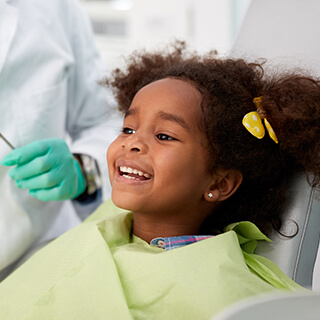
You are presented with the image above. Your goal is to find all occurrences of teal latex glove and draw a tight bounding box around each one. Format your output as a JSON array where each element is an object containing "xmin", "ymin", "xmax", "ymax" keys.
[{"xmin": 1, "ymin": 138, "xmax": 86, "ymax": 201}]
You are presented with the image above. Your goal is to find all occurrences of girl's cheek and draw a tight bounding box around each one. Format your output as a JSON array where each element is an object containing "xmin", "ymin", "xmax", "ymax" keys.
[
  {"xmin": 106, "ymin": 144, "xmax": 116, "ymax": 172},
  {"xmin": 107, "ymin": 138, "xmax": 120, "ymax": 160}
]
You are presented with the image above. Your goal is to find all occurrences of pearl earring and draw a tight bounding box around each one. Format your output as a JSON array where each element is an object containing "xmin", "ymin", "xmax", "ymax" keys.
[{"xmin": 208, "ymin": 192, "xmax": 213, "ymax": 198}]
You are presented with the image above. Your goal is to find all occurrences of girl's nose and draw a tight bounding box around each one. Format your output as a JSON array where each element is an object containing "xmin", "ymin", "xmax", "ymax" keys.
[{"xmin": 122, "ymin": 134, "xmax": 147, "ymax": 153}]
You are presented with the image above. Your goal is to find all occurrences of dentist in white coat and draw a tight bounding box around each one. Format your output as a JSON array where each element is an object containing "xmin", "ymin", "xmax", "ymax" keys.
[{"xmin": 0, "ymin": 0, "xmax": 118, "ymax": 277}]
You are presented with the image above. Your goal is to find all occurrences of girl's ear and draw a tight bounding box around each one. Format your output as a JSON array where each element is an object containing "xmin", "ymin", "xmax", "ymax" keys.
[{"xmin": 204, "ymin": 170, "xmax": 243, "ymax": 202}]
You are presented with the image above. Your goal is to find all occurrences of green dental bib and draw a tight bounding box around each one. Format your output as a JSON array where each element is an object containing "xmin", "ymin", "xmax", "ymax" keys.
[{"xmin": 0, "ymin": 200, "xmax": 303, "ymax": 319}]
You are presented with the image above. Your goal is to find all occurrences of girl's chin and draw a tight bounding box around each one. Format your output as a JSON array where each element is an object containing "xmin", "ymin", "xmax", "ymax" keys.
[{"xmin": 111, "ymin": 192, "xmax": 137, "ymax": 211}]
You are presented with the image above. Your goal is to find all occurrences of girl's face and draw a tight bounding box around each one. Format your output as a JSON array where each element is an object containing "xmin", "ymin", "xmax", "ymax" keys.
[{"xmin": 107, "ymin": 78, "xmax": 216, "ymax": 225}]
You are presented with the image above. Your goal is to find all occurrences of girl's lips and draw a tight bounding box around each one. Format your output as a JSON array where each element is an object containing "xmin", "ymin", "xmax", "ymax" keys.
[
  {"xmin": 115, "ymin": 161, "xmax": 153, "ymax": 183},
  {"xmin": 119, "ymin": 166, "xmax": 151, "ymax": 179}
]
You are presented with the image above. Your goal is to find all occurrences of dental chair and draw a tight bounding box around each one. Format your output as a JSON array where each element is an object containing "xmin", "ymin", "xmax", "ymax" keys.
[
  {"xmin": 230, "ymin": 0, "xmax": 320, "ymax": 290},
  {"xmin": 255, "ymin": 174, "xmax": 320, "ymax": 289},
  {"xmin": 212, "ymin": 292, "xmax": 320, "ymax": 320},
  {"xmin": 231, "ymin": 0, "xmax": 320, "ymax": 76}
]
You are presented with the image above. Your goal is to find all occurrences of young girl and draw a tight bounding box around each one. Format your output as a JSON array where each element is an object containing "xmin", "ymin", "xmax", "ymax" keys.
[{"xmin": 0, "ymin": 42, "xmax": 319, "ymax": 320}]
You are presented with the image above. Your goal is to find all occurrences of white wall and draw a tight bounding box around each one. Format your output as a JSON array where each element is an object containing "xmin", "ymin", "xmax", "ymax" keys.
[{"xmin": 80, "ymin": 0, "xmax": 251, "ymax": 68}]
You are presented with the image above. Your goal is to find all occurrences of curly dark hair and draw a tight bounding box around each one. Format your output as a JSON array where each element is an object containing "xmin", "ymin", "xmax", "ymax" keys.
[{"xmin": 105, "ymin": 41, "xmax": 320, "ymax": 236}]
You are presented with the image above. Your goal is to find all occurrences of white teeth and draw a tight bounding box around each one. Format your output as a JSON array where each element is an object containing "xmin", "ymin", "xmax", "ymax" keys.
[
  {"xmin": 123, "ymin": 175, "xmax": 139, "ymax": 180},
  {"xmin": 119, "ymin": 166, "xmax": 151, "ymax": 179}
]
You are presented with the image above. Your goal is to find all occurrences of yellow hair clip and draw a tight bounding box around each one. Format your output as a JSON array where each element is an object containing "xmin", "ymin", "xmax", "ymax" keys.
[{"xmin": 242, "ymin": 97, "xmax": 278, "ymax": 144}]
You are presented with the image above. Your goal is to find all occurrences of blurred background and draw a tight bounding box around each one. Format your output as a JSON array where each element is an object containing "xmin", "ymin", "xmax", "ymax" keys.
[{"xmin": 79, "ymin": 0, "xmax": 251, "ymax": 68}]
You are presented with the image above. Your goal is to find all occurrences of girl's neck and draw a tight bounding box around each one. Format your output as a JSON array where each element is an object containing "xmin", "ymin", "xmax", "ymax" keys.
[{"xmin": 132, "ymin": 212, "xmax": 204, "ymax": 244}]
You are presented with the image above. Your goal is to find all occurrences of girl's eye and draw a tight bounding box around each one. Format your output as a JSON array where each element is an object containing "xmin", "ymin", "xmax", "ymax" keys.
[
  {"xmin": 156, "ymin": 133, "xmax": 176, "ymax": 141},
  {"xmin": 122, "ymin": 127, "xmax": 135, "ymax": 134}
]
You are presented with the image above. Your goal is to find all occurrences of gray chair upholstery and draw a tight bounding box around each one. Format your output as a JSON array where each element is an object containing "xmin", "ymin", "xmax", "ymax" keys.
[
  {"xmin": 231, "ymin": 0, "xmax": 320, "ymax": 76},
  {"xmin": 230, "ymin": 0, "xmax": 320, "ymax": 288},
  {"xmin": 212, "ymin": 292, "xmax": 320, "ymax": 320},
  {"xmin": 255, "ymin": 174, "xmax": 320, "ymax": 288}
]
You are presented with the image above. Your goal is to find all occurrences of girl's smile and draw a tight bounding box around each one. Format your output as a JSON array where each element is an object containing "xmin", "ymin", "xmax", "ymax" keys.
[
  {"xmin": 116, "ymin": 161, "xmax": 152, "ymax": 184},
  {"xmin": 119, "ymin": 166, "xmax": 151, "ymax": 180},
  {"xmin": 107, "ymin": 78, "xmax": 220, "ymax": 239}
]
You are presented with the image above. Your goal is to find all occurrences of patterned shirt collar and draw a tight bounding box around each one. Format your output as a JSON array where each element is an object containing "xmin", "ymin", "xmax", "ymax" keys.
[{"xmin": 150, "ymin": 235, "xmax": 213, "ymax": 251}]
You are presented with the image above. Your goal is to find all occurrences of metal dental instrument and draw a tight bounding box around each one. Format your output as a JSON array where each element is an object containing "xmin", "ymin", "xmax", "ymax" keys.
[{"xmin": 0, "ymin": 133, "xmax": 15, "ymax": 149}]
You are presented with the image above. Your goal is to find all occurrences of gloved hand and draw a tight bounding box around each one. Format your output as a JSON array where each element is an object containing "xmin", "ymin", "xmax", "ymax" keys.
[{"xmin": 1, "ymin": 138, "xmax": 86, "ymax": 201}]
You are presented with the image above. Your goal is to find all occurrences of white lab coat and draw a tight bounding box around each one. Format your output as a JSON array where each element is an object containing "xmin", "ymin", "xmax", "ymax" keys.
[{"xmin": 0, "ymin": 0, "xmax": 120, "ymax": 272}]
